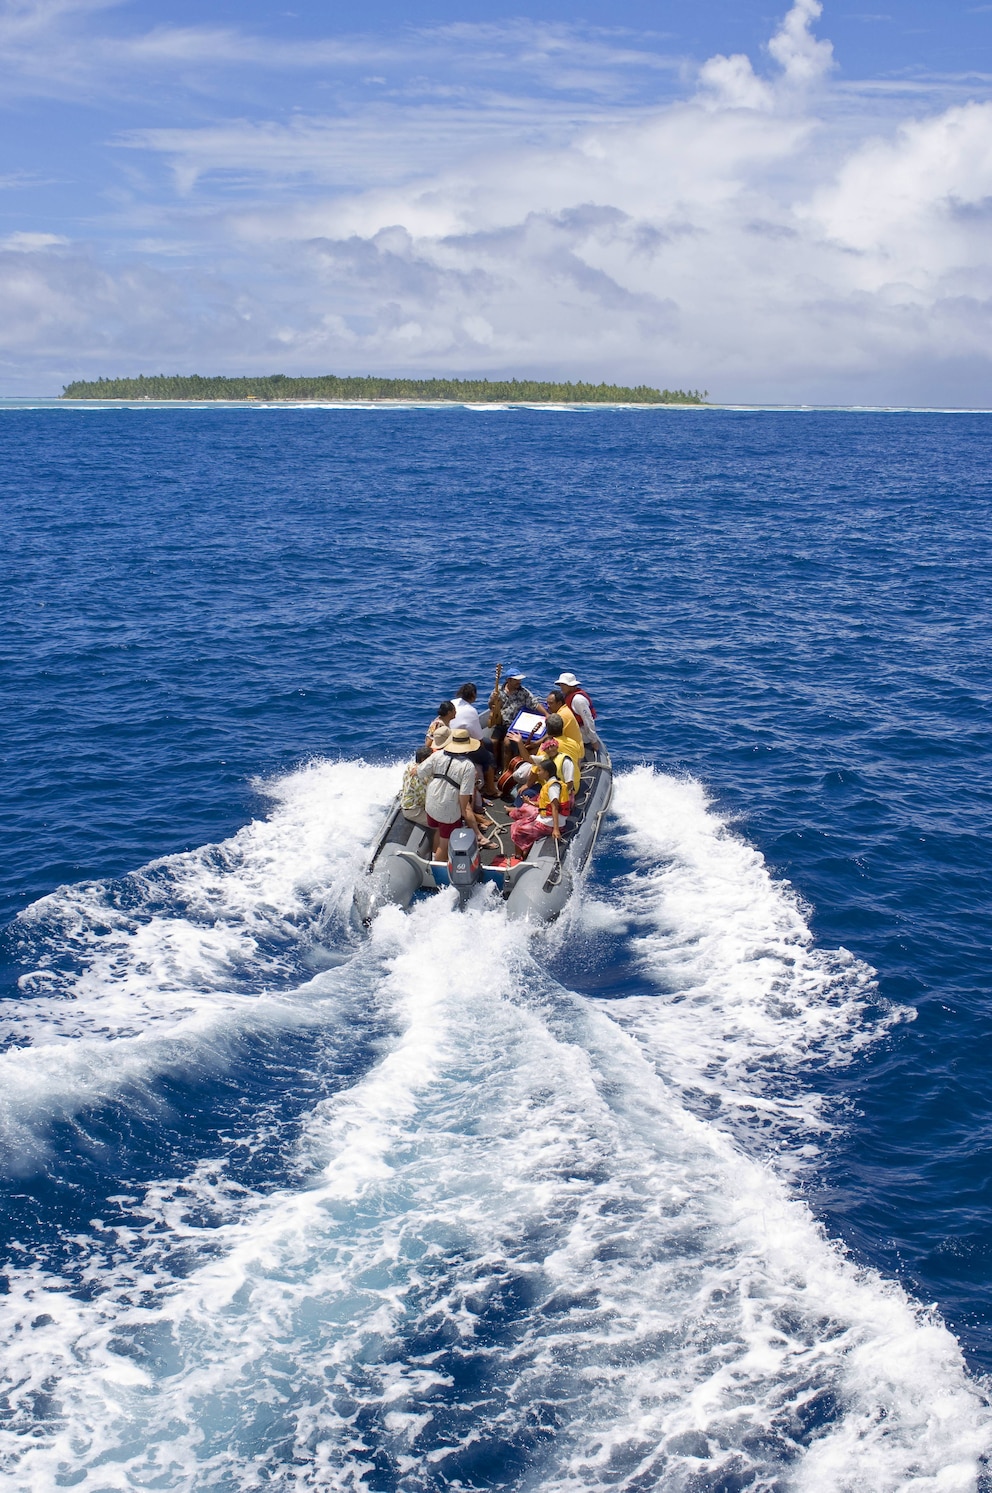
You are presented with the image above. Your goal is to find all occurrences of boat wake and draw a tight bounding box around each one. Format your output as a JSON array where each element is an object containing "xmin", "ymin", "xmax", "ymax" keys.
[{"xmin": 0, "ymin": 761, "xmax": 987, "ymax": 1490}]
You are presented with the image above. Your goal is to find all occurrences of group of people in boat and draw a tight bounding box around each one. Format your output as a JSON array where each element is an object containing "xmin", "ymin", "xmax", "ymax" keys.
[{"xmin": 400, "ymin": 669, "xmax": 600, "ymax": 863}]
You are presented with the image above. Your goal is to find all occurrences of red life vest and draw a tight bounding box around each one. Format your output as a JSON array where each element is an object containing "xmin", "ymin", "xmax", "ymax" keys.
[{"xmin": 565, "ymin": 687, "xmax": 596, "ymax": 720}]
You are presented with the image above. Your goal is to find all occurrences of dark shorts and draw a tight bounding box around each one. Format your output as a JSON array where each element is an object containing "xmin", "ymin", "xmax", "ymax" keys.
[
  {"xmin": 427, "ymin": 812, "xmax": 462, "ymax": 835},
  {"xmin": 468, "ymin": 743, "xmax": 495, "ymax": 772}
]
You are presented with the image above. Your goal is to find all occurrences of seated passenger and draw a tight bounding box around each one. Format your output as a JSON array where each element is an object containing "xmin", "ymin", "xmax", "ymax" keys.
[
  {"xmin": 545, "ymin": 688, "xmax": 584, "ymax": 757},
  {"xmin": 452, "ymin": 682, "xmax": 489, "ymax": 736},
  {"xmin": 452, "ymin": 682, "xmax": 497, "ymax": 796},
  {"xmin": 508, "ymin": 757, "xmax": 571, "ymax": 854},
  {"xmin": 488, "ymin": 669, "xmax": 545, "ymax": 768},
  {"xmin": 545, "ymin": 715, "xmax": 582, "ymax": 797},
  {"xmin": 426, "ymin": 701, "xmax": 456, "ymax": 749},
  {"xmin": 554, "ymin": 672, "xmax": 600, "ymax": 751},
  {"xmin": 416, "ymin": 725, "xmax": 491, "ymax": 859},
  {"xmin": 401, "ymin": 746, "xmax": 432, "ymax": 828},
  {"xmin": 516, "ymin": 714, "xmax": 580, "ymax": 798},
  {"xmin": 507, "ymin": 740, "xmax": 553, "ymax": 803}
]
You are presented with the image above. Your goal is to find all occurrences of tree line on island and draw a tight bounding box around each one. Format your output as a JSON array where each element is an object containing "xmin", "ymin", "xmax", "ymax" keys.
[{"xmin": 61, "ymin": 374, "xmax": 707, "ymax": 404}]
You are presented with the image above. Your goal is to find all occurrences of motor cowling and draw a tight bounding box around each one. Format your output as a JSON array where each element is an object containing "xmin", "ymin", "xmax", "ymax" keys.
[{"xmin": 447, "ymin": 826, "xmax": 481, "ymax": 893}]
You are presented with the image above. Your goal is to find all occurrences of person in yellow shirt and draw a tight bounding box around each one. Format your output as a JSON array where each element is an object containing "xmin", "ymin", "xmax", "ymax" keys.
[
  {"xmin": 513, "ymin": 713, "xmax": 581, "ymax": 799},
  {"xmin": 545, "ymin": 688, "xmax": 584, "ymax": 756},
  {"xmin": 542, "ymin": 713, "xmax": 582, "ymax": 796}
]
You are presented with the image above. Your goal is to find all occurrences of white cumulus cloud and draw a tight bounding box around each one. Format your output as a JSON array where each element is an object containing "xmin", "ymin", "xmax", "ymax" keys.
[{"xmin": 0, "ymin": 0, "xmax": 991, "ymax": 402}]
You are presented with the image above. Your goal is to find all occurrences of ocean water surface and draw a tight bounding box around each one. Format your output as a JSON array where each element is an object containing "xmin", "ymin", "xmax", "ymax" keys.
[{"xmin": 0, "ymin": 402, "xmax": 990, "ymax": 1490}]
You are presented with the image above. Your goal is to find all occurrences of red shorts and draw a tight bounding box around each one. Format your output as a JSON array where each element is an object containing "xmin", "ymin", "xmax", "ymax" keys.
[{"xmin": 427, "ymin": 812, "xmax": 462, "ymax": 835}]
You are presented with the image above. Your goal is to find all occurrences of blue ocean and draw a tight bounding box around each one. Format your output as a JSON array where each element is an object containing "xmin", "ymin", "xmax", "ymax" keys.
[{"xmin": 1, "ymin": 402, "xmax": 990, "ymax": 1490}]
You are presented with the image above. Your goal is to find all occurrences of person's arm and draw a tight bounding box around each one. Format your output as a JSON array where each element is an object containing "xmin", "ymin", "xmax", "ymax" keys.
[
  {"xmin": 550, "ymin": 786, "xmax": 562, "ymax": 839},
  {"xmin": 416, "ymin": 756, "xmax": 436, "ymax": 782}
]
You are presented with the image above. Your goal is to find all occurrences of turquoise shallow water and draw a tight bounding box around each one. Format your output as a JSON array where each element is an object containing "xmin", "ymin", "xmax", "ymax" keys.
[{"xmin": 0, "ymin": 404, "xmax": 990, "ymax": 1489}]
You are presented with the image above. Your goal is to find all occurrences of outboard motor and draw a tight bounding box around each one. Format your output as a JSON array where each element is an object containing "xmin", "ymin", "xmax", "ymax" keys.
[{"xmin": 447, "ymin": 825, "xmax": 482, "ymax": 900}]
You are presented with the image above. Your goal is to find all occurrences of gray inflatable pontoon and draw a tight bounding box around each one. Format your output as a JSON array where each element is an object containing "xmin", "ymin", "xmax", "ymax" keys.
[{"xmin": 354, "ymin": 742, "xmax": 612, "ymax": 924}]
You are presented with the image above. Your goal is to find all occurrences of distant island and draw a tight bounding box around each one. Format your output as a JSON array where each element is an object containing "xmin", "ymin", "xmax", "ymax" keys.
[{"xmin": 61, "ymin": 374, "xmax": 707, "ymax": 405}]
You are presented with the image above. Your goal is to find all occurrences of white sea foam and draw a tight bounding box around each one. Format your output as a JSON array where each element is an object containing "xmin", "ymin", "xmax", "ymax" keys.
[
  {"xmin": 1, "ymin": 882, "xmax": 988, "ymax": 1488},
  {"xmin": 605, "ymin": 767, "xmax": 912, "ymax": 1159},
  {"xmin": 0, "ymin": 762, "xmax": 987, "ymax": 1489},
  {"xmin": 0, "ymin": 759, "xmax": 397, "ymax": 1154}
]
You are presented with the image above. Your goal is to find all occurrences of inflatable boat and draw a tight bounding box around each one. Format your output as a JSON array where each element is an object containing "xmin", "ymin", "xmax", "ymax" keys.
[{"xmin": 354, "ymin": 740, "xmax": 613, "ymax": 923}]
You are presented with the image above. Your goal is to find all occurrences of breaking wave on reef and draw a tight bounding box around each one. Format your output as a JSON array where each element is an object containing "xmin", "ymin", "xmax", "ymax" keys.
[{"xmin": 0, "ymin": 761, "xmax": 988, "ymax": 1491}]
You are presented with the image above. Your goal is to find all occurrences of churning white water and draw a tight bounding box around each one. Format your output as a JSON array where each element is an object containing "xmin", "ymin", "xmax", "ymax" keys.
[{"xmin": 0, "ymin": 762, "xmax": 987, "ymax": 1490}]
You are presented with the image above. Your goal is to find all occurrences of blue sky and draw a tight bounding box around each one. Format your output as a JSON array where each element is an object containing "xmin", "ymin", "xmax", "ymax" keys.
[{"xmin": 1, "ymin": 0, "xmax": 991, "ymax": 400}]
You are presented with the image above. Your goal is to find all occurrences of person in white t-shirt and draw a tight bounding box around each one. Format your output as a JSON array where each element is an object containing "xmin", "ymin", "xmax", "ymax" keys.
[
  {"xmin": 451, "ymin": 683, "xmax": 497, "ymax": 795},
  {"xmin": 452, "ymin": 683, "xmax": 488, "ymax": 737}
]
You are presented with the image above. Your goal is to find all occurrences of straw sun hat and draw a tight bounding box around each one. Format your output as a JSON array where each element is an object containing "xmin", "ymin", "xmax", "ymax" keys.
[{"xmin": 445, "ymin": 726, "xmax": 480, "ymax": 754}]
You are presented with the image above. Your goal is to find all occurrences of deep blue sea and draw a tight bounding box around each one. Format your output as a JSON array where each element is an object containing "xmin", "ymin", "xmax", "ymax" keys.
[{"xmin": 1, "ymin": 401, "xmax": 990, "ymax": 1491}]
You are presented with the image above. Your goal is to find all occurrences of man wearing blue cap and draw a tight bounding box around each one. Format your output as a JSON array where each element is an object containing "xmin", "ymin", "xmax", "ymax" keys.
[{"xmin": 489, "ymin": 669, "xmax": 546, "ymax": 769}]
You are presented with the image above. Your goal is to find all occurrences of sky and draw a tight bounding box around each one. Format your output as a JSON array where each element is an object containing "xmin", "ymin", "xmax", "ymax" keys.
[{"xmin": 1, "ymin": 0, "xmax": 992, "ymax": 401}]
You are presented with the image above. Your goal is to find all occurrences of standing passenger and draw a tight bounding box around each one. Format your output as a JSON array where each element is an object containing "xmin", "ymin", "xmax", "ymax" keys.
[{"xmin": 417, "ymin": 725, "xmax": 489, "ymax": 860}]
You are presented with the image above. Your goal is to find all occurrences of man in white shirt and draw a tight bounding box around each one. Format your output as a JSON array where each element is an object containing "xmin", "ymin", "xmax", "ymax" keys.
[
  {"xmin": 452, "ymin": 682, "xmax": 489, "ymax": 737},
  {"xmin": 451, "ymin": 682, "xmax": 497, "ymax": 795}
]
